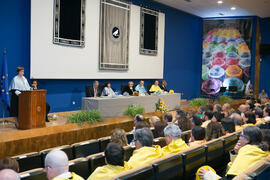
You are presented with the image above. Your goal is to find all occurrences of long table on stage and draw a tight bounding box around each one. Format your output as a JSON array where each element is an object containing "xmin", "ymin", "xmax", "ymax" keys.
[{"xmin": 82, "ymin": 93, "xmax": 181, "ymax": 118}]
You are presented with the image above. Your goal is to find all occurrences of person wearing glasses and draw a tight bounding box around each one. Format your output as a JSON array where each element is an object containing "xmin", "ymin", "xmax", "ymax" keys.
[{"xmin": 45, "ymin": 149, "xmax": 83, "ymax": 180}]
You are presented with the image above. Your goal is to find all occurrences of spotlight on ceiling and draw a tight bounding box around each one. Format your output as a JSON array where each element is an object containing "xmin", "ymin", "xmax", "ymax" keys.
[
  {"xmin": 231, "ymin": 7, "xmax": 236, "ymax": 10},
  {"xmin": 217, "ymin": 1, "xmax": 223, "ymax": 4}
]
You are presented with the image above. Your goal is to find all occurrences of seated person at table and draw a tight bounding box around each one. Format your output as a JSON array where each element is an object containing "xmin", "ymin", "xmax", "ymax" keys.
[
  {"xmin": 127, "ymin": 128, "xmax": 163, "ymax": 168},
  {"xmin": 189, "ymin": 126, "xmax": 206, "ymax": 147},
  {"xmin": 135, "ymin": 80, "xmax": 147, "ymax": 95},
  {"xmin": 101, "ymin": 82, "xmax": 116, "ymax": 97},
  {"xmin": 122, "ymin": 81, "xmax": 135, "ymax": 96},
  {"xmin": 162, "ymin": 125, "xmax": 189, "ymax": 156},
  {"xmin": 149, "ymin": 80, "xmax": 162, "ymax": 93},
  {"xmin": 160, "ymin": 80, "xmax": 168, "ymax": 92},
  {"xmin": 45, "ymin": 150, "xmax": 83, "ymax": 180},
  {"xmin": 259, "ymin": 89, "xmax": 268, "ymax": 99},
  {"xmin": 85, "ymin": 80, "xmax": 102, "ymax": 97},
  {"xmin": 31, "ymin": 80, "xmax": 51, "ymax": 122},
  {"xmin": 88, "ymin": 143, "xmax": 131, "ymax": 180},
  {"xmin": 197, "ymin": 126, "xmax": 268, "ymax": 180}
]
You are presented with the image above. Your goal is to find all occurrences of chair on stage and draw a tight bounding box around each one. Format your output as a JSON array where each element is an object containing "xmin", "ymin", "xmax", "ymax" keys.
[
  {"xmin": 87, "ymin": 152, "xmax": 106, "ymax": 173},
  {"xmin": 68, "ymin": 158, "xmax": 90, "ymax": 179},
  {"xmin": 98, "ymin": 136, "xmax": 111, "ymax": 152},
  {"xmin": 72, "ymin": 139, "xmax": 100, "ymax": 158},
  {"xmin": 40, "ymin": 145, "xmax": 74, "ymax": 166},
  {"xmin": 19, "ymin": 168, "xmax": 46, "ymax": 180},
  {"xmin": 12, "ymin": 152, "xmax": 42, "ymax": 172},
  {"xmin": 151, "ymin": 154, "xmax": 184, "ymax": 180}
]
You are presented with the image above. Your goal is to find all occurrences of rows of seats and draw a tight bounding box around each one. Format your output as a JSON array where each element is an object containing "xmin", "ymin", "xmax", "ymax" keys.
[{"xmin": 109, "ymin": 132, "xmax": 240, "ymax": 180}]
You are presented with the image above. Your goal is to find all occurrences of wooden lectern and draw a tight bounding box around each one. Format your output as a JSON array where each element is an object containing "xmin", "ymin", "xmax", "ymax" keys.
[{"xmin": 18, "ymin": 90, "xmax": 47, "ymax": 129}]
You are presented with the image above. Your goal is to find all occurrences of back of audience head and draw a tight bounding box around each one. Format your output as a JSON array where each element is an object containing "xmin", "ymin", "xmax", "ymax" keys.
[
  {"xmin": 135, "ymin": 121, "xmax": 149, "ymax": 130},
  {"xmin": 263, "ymin": 107, "xmax": 270, "ymax": 117},
  {"xmin": 0, "ymin": 157, "xmax": 19, "ymax": 173},
  {"xmin": 204, "ymin": 111, "xmax": 213, "ymax": 121},
  {"xmin": 163, "ymin": 124, "xmax": 182, "ymax": 144},
  {"xmin": 191, "ymin": 116, "xmax": 202, "ymax": 127},
  {"xmin": 153, "ymin": 121, "xmax": 167, "ymax": 138},
  {"xmin": 134, "ymin": 114, "xmax": 144, "ymax": 124},
  {"xmin": 212, "ymin": 112, "xmax": 223, "ymax": 122},
  {"xmin": 191, "ymin": 126, "xmax": 205, "ymax": 141},
  {"xmin": 254, "ymin": 107, "xmax": 263, "ymax": 118},
  {"xmin": 45, "ymin": 149, "xmax": 69, "ymax": 180},
  {"xmin": 221, "ymin": 118, "xmax": 235, "ymax": 133},
  {"xmin": 110, "ymin": 128, "xmax": 128, "ymax": 147},
  {"xmin": 213, "ymin": 104, "xmax": 222, "ymax": 113},
  {"xmin": 134, "ymin": 128, "xmax": 154, "ymax": 149},
  {"xmin": 0, "ymin": 169, "xmax": 20, "ymax": 180},
  {"xmin": 206, "ymin": 121, "xmax": 225, "ymax": 141},
  {"xmin": 163, "ymin": 113, "xmax": 173, "ymax": 123},
  {"xmin": 149, "ymin": 116, "xmax": 160, "ymax": 127},
  {"xmin": 206, "ymin": 105, "xmax": 213, "ymax": 112},
  {"xmin": 243, "ymin": 112, "xmax": 256, "ymax": 125},
  {"xmin": 187, "ymin": 109, "xmax": 197, "ymax": 119},
  {"xmin": 261, "ymin": 129, "xmax": 270, "ymax": 151},
  {"xmin": 176, "ymin": 109, "xmax": 186, "ymax": 119},
  {"xmin": 198, "ymin": 106, "xmax": 207, "ymax": 114},
  {"xmin": 230, "ymin": 113, "xmax": 244, "ymax": 126},
  {"xmin": 105, "ymin": 143, "xmax": 124, "ymax": 167}
]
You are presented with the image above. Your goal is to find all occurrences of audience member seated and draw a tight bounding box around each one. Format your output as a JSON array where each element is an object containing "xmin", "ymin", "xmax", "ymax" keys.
[
  {"xmin": 130, "ymin": 114, "xmax": 145, "ymax": 145},
  {"xmin": 111, "ymin": 129, "xmax": 128, "ymax": 147},
  {"xmin": 261, "ymin": 129, "xmax": 270, "ymax": 152},
  {"xmin": 263, "ymin": 107, "xmax": 270, "ymax": 121},
  {"xmin": 198, "ymin": 126, "xmax": 268, "ymax": 179},
  {"xmin": 88, "ymin": 143, "xmax": 130, "ymax": 180},
  {"xmin": 0, "ymin": 169, "xmax": 20, "ymax": 180},
  {"xmin": 259, "ymin": 89, "xmax": 268, "ymax": 99},
  {"xmin": 176, "ymin": 109, "xmax": 192, "ymax": 131},
  {"xmin": 222, "ymin": 103, "xmax": 234, "ymax": 118},
  {"xmin": 122, "ymin": 81, "xmax": 135, "ymax": 96},
  {"xmin": 213, "ymin": 104, "xmax": 222, "ymax": 113},
  {"xmin": 191, "ymin": 116, "xmax": 202, "ymax": 128},
  {"xmin": 201, "ymin": 111, "xmax": 213, "ymax": 128},
  {"xmin": 198, "ymin": 106, "xmax": 208, "ymax": 119},
  {"xmin": 246, "ymin": 99, "xmax": 255, "ymax": 111},
  {"xmin": 160, "ymin": 80, "xmax": 168, "ymax": 92},
  {"xmin": 235, "ymin": 104, "xmax": 249, "ymax": 117},
  {"xmin": 243, "ymin": 112, "xmax": 256, "ymax": 126},
  {"xmin": 0, "ymin": 157, "xmax": 19, "ymax": 173},
  {"xmin": 85, "ymin": 80, "xmax": 102, "ymax": 97},
  {"xmin": 221, "ymin": 118, "xmax": 235, "ymax": 134},
  {"xmin": 135, "ymin": 80, "xmax": 147, "ymax": 95},
  {"xmin": 163, "ymin": 113, "xmax": 173, "ymax": 125},
  {"xmin": 135, "ymin": 121, "xmax": 149, "ymax": 130},
  {"xmin": 149, "ymin": 80, "xmax": 162, "ymax": 93},
  {"xmin": 230, "ymin": 113, "xmax": 244, "ymax": 131},
  {"xmin": 153, "ymin": 120, "xmax": 167, "ymax": 138},
  {"xmin": 205, "ymin": 113, "xmax": 225, "ymax": 141},
  {"xmin": 127, "ymin": 128, "xmax": 163, "ymax": 168},
  {"xmin": 254, "ymin": 107, "xmax": 264, "ymax": 124},
  {"xmin": 149, "ymin": 116, "xmax": 160, "ymax": 127},
  {"xmin": 245, "ymin": 82, "xmax": 253, "ymax": 96},
  {"xmin": 162, "ymin": 125, "xmax": 189, "ymax": 156},
  {"xmin": 189, "ymin": 126, "xmax": 206, "ymax": 147},
  {"xmin": 45, "ymin": 149, "xmax": 83, "ymax": 180},
  {"xmin": 101, "ymin": 82, "xmax": 116, "ymax": 97},
  {"xmin": 187, "ymin": 109, "xmax": 197, "ymax": 120}
]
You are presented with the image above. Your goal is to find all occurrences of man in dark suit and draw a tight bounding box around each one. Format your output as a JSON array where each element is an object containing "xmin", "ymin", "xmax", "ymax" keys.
[
  {"xmin": 85, "ymin": 80, "xmax": 102, "ymax": 97},
  {"xmin": 122, "ymin": 81, "xmax": 135, "ymax": 96}
]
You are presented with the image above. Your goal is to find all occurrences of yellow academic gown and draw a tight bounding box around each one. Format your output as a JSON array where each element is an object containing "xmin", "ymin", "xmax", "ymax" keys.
[
  {"xmin": 127, "ymin": 145, "xmax": 163, "ymax": 168},
  {"xmin": 53, "ymin": 172, "xmax": 84, "ymax": 180},
  {"xmin": 227, "ymin": 144, "xmax": 268, "ymax": 176},
  {"xmin": 242, "ymin": 123, "xmax": 255, "ymax": 127},
  {"xmin": 162, "ymin": 138, "xmax": 189, "ymax": 156},
  {"xmin": 149, "ymin": 85, "xmax": 162, "ymax": 92},
  {"xmin": 87, "ymin": 162, "xmax": 131, "ymax": 180}
]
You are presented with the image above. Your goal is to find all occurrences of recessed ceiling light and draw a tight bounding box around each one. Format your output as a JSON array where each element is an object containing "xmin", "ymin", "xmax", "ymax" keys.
[
  {"xmin": 217, "ymin": 1, "xmax": 223, "ymax": 4},
  {"xmin": 231, "ymin": 7, "xmax": 236, "ymax": 10}
]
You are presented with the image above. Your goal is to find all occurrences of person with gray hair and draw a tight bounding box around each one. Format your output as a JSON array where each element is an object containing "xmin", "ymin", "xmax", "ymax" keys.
[
  {"xmin": 0, "ymin": 169, "xmax": 20, "ymax": 180},
  {"xmin": 162, "ymin": 125, "xmax": 189, "ymax": 155},
  {"xmin": 45, "ymin": 149, "xmax": 83, "ymax": 180},
  {"xmin": 230, "ymin": 113, "xmax": 244, "ymax": 131},
  {"xmin": 127, "ymin": 128, "xmax": 163, "ymax": 168}
]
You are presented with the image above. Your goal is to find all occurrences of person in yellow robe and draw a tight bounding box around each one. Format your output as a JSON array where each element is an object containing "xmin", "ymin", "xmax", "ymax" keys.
[
  {"xmin": 128, "ymin": 128, "xmax": 163, "ymax": 168},
  {"xmin": 197, "ymin": 126, "xmax": 268, "ymax": 180},
  {"xmin": 88, "ymin": 143, "xmax": 131, "ymax": 180},
  {"xmin": 162, "ymin": 124, "xmax": 189, "ymax": 155},
  {"xmin": 149, "ymin": 80, "xmax": 162, "ymax": 93},
  {"xmin": 189, "ymin": 126, "xmax": 206, "ymax": 148},
  {"xmin": 45, "ymin": 150, "xmax": 84, "ymax": 180}
]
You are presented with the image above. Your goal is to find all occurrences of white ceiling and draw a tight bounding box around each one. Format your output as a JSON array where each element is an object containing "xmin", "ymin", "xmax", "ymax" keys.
[{"xmin": 154, "ymin": 0, "xmax": 270, "ymax": 18}]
